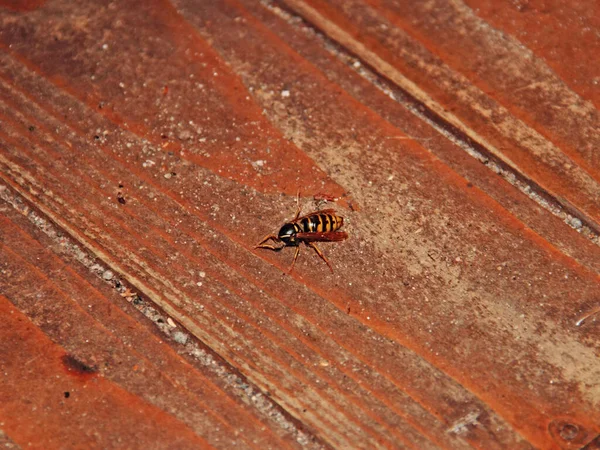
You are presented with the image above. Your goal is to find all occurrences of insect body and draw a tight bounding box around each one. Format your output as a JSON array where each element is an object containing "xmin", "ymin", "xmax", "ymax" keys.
[{"xmin": 255, "ymin": 197, "xmax": 348, "ymax": 273}]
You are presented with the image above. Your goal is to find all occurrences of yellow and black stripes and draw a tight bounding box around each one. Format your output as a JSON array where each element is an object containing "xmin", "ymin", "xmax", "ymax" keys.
[{"xmin": 299, "ymin": 213, "xmax": 343, "ymax": 233}]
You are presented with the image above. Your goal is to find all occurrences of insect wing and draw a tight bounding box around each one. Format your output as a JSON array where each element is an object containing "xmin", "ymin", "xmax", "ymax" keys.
[
  {"xmin": 295, "ymin": 231, "xmax": 348, "ymax": 242},
  {"xmin": 295, "ymin": 209, "xmax": 338, "ymax": 220}
]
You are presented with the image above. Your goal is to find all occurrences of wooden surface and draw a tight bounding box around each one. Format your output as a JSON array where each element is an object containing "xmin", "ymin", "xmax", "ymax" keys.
[{"xmin": 1, "ymin": 0, "xmax": 599, "ymax": 449}]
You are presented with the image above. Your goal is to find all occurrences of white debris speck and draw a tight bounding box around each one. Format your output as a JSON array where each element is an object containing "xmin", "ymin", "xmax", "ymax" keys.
[
  {"xmin": 167, "ymin": 317, "xmax": 177, "ymax": 328},
  {"xmin": 251, "ymin": 160, "xmax": 266, "ymax": 171},
  {"xmin": 142, "ymin": 160, "xmax": 155, "ymax": 168},
  {"xmin": 102, "ymin": 270, "xmax": 114, "ymax": 281},
  {"xmin": 172, "ymin": 331, "xmax": 189, "ymax": 345},
  {"xmin": 281, "ymin": 90, "xmax": 290, "ymax": 98},
  {"xmin": 448, "ymin": 411, "xmax": 480, "ymax": 434}
]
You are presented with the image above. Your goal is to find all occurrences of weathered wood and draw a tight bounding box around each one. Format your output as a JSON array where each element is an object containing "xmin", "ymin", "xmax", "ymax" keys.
[
  {"xmin": 0, "ymin": 192, "xmax": 318, "ymax": 449},
  {"xmin": 280, "ymin": 0, "xmax": 600, "ymax": 230},
  {"xmin": 1, "ymin": 0, "xmax": 599, "ymax": 449}
]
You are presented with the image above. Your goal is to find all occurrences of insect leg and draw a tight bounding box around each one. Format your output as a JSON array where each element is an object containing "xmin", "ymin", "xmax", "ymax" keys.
[
  {"xmin": 288, "ymin": 245, "xmax": 301, "ymax": 273},
  {"xmin": 255, "ymin": 235, "xmax": 284, "ymax": 250},
  {"xmin": 307, "ymin": 242, "xmax": 333, "ymax": 273},
  {"xmin": 293, "ymin": 190, "xmax": 302, "ymax": 220}
]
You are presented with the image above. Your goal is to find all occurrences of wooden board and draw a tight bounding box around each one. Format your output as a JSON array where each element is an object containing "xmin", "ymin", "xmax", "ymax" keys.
[{"xmin": 1, "ymin": 0, "xmax": 599, "ymax": 448}]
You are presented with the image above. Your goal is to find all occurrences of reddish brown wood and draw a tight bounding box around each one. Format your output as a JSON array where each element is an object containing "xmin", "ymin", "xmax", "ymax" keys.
[
  {"xmin": 463, "ymin": 0, "xmax": 600, "ymax": 107},
  {"xmin": 1, "ymin": 0, "xmax": 599, "ymax": 449},
  {"xmin": 0, "ymin": 197, "xmax": 319, "ymax": 449},
  {"xmin": 281, "ymin": 0, "xmax": 600, "ymax": 230},
  {"xmin": 0, "ymin": 296, "xmax": 213, "ymax": 450}
]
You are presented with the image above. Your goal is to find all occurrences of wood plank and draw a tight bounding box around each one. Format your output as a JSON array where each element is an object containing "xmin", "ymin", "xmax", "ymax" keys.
[
  {"xmin": 1, "ymin": 0, "xmax": 599, "ymax": 448},
  {"xmin": 463, "ymin": 0, "xmax": 600, "ymax": 107},
  {"xmin": 0, "ymin": 296, "xmax": 213, "ymax": 450},
  {"xmin": 0, "ymin": 194, "xmax": 321, "ymax": 449},
  {"xmin": 279, "ymin": 0, "xmax": 600, "ymax": 233}
]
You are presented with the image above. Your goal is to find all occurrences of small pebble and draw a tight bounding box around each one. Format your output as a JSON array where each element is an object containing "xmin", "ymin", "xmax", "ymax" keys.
[{"xmin": 102, "ymin": 270, "xmax": 114, "ymax": 281}]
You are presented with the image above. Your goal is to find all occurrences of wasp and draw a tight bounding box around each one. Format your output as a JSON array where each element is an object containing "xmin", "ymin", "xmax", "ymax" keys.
[{"xmin": 255, "ymin": 195, "xmax": 348, "ymax": 273}]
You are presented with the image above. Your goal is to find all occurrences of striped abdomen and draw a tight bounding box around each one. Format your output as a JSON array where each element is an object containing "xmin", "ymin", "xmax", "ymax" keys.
[{"xmin": 296, "ymin": 213, "xmax": 343, "ymax": 234}]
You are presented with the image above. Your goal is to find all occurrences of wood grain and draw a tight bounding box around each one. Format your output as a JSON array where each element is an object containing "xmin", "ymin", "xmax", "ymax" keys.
[
  {"xmin": 1, "ymin": 0, "xmax": 599, "ymax": 448},
  {"xmin": 0, "ymin": 191, "xmax": 319, "ymax": 449}
]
